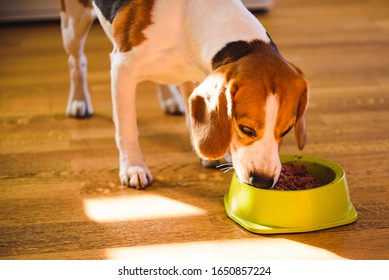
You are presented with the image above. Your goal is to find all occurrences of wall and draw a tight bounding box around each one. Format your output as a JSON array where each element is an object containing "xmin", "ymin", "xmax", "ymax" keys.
[{"xmin": 0, "ymin": 0, "xmax": 60, "ymax": 21}]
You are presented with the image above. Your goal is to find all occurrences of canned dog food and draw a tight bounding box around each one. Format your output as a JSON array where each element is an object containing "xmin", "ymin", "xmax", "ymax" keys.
[{"xmin": 273, "ymin": 162, "xmax": 322, "ymax": 190}]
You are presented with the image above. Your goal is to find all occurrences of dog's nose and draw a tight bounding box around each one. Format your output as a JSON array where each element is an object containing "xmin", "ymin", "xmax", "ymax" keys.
[{"xmin": 249, "ymin": 172, "xmax": 274, "ymax": 189}]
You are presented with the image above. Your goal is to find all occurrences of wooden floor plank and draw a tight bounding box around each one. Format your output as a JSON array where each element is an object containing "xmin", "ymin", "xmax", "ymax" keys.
[{"xmin": 1, "ymin": 0, "xmax": 388, "ymax": 260}]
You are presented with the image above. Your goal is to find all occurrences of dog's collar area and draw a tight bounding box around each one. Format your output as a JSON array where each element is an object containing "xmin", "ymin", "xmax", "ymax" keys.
[{"xmin": 211, "ymin": 39, "xmax": 280, "ymax": 70}]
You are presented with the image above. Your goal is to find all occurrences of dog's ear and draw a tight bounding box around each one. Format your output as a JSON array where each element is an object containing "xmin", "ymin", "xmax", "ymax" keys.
[
  {"xmin": 294, "ymin": 79, "xmax": 309, "ymax": 150},
  {"xmin": 189, "ymin": 70, "xmax": 233, "ymax": 160},
  {"xmin": 287, "ymin": 61, "xmax": 308, "ymax": 150},
  {"xmin": 288, "ymin": 61, "xmax": 305, "ymax": 77}
]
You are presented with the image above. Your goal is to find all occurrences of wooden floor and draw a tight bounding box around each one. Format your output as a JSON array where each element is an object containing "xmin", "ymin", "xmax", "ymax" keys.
[{"xmin": 1, "ymin": 0, "xmax": 388, "ymax": 260}]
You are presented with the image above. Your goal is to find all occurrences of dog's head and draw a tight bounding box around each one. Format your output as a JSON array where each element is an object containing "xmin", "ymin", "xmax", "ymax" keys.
[{"xmin": 189, "ymin": 40, "xmax": 308, "ymax": 189}]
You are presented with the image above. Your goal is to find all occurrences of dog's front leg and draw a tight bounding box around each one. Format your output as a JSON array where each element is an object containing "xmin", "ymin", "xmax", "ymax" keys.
[{"xmin": 111, "ymin": 53, "xmax": 152, "ymax": 189}]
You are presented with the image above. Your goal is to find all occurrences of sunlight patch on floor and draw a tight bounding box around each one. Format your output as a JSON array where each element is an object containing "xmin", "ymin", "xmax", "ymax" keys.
[
  {"xmin": 106, "ymin": 238, "xmax": 345, "ymax": 260},
  {"xmin": 84, "ymin": 194, "xmax": 206, "ymax": 223}
]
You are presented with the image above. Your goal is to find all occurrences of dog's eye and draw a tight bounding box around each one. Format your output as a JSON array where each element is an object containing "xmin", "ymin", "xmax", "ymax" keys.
[
  {"xmin": 239, "ymin": 125, "xmax": 256, "ymax": 138},
  {"xmin": 281, "ymin": 125, "xmax": 294, "ymax": 137}
]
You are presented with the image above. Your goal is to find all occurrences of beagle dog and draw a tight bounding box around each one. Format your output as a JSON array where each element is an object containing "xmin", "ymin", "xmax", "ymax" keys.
[{"xmin": 60, "ymin": 0, "xmax": 308, "ymax": 189}]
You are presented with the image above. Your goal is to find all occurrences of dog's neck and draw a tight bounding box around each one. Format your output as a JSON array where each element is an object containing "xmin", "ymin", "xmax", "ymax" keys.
[{"xmin": 185, "ymin": 0, "xmax": 270, "ymax": 68}]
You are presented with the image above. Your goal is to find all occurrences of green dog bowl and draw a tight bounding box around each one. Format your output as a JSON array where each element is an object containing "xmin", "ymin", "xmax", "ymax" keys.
[{"xmin": 224, "ymin": 154, "xmax": 358, "ymax": 234}]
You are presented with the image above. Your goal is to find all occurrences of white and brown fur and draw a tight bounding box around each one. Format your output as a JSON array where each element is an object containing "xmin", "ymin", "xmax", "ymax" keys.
[{"xmin": 60, "ymin": 0, "xmax": 309, "ymax": 189}]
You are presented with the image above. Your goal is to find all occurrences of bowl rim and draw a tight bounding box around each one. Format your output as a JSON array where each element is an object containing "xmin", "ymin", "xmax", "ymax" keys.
[{"xmin": 234, "ymin": 154, "xmax": 346, "ymax": 192}]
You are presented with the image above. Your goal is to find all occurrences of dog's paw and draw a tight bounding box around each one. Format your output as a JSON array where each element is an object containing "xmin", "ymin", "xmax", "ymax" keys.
[
  {"xmin": 201, "ymin": 153, "xmax": 232, "ymax": 168},
  {"xmin": 67, "ymin": 100, "xmax": 93, "ymax": 118},
  {"xmin": 162, "ymin": 98, "xmax": 185, "ymax": 115},
  {"xmin": 157, "ymin": 85, "xmax": 185, "ymax": 115},
  {"xmin": 119, "ymin": 165, "xmax": 153, "ymax": 189},
  {"xmin": 201, "ymin": 158, "xmax": 226, "ymax": 168}
]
